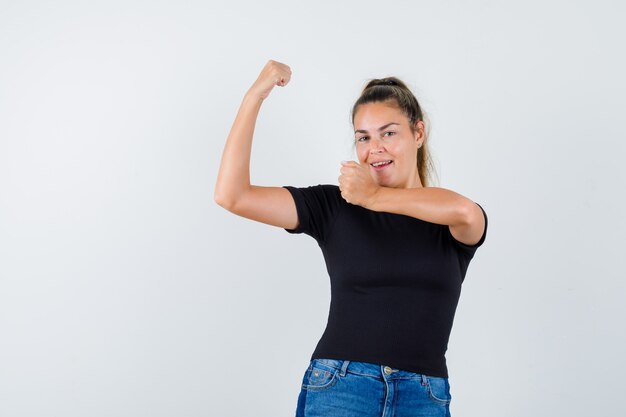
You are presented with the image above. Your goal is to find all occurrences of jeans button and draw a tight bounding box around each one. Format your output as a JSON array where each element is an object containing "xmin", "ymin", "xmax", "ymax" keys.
[{"xmin": 384, "ymin": 366, "xmax": 393, "ymax": 374}]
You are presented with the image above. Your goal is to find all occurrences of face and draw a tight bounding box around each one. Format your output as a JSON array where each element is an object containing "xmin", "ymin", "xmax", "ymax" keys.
[{"xmin": 353, "ymin": 101, "xmax": 425, "ymax": 188}]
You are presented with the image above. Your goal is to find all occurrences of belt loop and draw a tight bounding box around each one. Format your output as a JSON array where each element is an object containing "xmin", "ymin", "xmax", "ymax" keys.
[
  {"xmin": 340, "ymin": 360, "xmax": 350, "ymax": 377},
  {"xmin": 421, "ymin": 374, "xmax": 428, "ymax": 386}
]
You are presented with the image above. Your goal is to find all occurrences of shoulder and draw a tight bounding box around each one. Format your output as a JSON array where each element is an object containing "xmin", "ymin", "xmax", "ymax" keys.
[
  {"xmin": 285, "ymin": 183, "xmax": 341, "ymax": 198},
  {"xmin": 282, "ymin": 183, "xmax": 345, "ymax": 211}
]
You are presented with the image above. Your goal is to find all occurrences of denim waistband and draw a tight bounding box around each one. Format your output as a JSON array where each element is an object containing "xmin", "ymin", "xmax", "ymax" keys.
[{"xmin": 311, "ymin": 358, "xmax": 436, "ymax": 382}]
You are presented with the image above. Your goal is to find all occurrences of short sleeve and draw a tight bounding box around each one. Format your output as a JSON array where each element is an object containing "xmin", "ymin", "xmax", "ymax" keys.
[
  {"xmin": 446, "ymin": 202, "xmax": 488, "ymax": 258},
  {"xmin": 282, "ymin": 184, "xmax": 342, "ymax": 244}
]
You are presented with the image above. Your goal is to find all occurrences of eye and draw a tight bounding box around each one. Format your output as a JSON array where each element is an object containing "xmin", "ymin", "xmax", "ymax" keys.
[{"xmin": 356, "ymin": 132, "xmax": 395, "ymax": 142}]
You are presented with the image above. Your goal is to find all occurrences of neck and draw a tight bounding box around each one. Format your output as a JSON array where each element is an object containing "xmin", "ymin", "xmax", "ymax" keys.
[{"xmin": 404, "ymin": 170, "xmax": 423, "ymax": 189}]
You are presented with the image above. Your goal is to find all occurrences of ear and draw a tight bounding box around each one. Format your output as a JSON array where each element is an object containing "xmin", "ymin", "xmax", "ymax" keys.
[
  {"xmin": 412, "ymin": 122, "xmax": 419, "ymax": 142},
  {"xmin": 414, "ymin": 120, "xmax": 424, "ymax": 144}
]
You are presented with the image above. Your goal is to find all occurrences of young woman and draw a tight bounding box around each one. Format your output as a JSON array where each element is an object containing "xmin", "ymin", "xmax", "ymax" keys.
[{"xmin": 215, "ymin": 59, "xmax": 488, "ymax": 417}]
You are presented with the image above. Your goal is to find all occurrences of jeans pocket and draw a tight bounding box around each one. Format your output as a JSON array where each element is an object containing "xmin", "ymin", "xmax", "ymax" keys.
[
  {"xmin": 425, "ymin": 375, "xmax": 452, "ymax": 405},
  {"xmin": 301, "ymin": 359, "xmax": 340, "ymax": 391}
]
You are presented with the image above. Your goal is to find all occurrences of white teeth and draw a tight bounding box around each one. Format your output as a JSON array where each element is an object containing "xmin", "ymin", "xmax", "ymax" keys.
[{"xmin": 372, "ymin": 160, "xmax": 392, "ymax": 167}]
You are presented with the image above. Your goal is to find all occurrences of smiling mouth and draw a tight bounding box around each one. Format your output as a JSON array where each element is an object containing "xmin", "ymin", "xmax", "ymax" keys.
[{"xmin": 370, "ymin": 160, "xmax": 393, "ymax": 170}]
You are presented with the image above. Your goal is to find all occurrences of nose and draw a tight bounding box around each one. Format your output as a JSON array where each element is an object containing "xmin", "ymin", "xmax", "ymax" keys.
[{"xmin": 369, "ymin": 137, "xmax": 385, "ymax": 154}]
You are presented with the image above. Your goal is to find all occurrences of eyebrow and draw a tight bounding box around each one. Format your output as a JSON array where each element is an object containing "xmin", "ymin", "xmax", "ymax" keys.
[{"xmin": 354, "ymin": 122, "xmax": 400, "ymax": 135}]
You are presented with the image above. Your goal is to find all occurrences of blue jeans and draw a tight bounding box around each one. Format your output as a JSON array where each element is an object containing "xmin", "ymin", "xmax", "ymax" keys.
[{"xmin": 295, "ymin": 358, "xmax": 452, "ymax": 417}]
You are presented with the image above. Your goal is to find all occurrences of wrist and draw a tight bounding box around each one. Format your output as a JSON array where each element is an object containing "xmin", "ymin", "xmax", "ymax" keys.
[
  {"xmin": 244, "ymin": 90, "xmax": 264, "ymax": 104},
  {"xmin": 368, "ymin": 186, "xmax": 384, "ymax": 210}
]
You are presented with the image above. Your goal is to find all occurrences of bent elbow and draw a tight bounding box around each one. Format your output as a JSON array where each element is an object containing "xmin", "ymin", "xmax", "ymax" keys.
[{"xmin": 214, "ymin": 191, "xmax": 234, "ymax": 211}]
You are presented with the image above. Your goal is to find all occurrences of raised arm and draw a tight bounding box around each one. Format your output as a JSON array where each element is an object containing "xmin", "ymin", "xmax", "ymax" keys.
[{"xmin": 214, "ymin": 60, "xmax": 300, "ymax": 230}]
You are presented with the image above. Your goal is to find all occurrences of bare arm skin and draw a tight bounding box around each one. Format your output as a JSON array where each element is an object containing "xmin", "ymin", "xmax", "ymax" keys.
[{"xmin": 214, "ymin": 60, "xmax": 299, "ymax": 230}]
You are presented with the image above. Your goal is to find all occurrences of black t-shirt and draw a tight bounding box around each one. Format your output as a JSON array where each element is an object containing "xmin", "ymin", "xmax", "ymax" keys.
[{"xmin": 282, "ymin": 184, "xmax": 488, "ymax": 378}]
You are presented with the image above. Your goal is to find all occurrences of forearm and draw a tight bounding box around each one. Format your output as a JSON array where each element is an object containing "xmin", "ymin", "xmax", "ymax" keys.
[
  {"xmin": 367, "ymin": 186, "xmax": 471, "ymax": 226},
  {"xmin": 214, "ymin": 93, "xmax": 264, "ymax": 207}
]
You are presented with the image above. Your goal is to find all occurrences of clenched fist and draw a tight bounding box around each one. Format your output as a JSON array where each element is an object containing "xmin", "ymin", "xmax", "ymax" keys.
[
  {"xmin": 338, "ymin": 160, "xmax": 380, "ymax": 207},
  {"xmin": 246, "ymin": 59, "xmax": 292, "ymax": 101}
]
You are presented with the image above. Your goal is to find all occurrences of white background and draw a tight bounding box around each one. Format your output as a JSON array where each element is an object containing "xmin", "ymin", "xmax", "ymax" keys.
[{"xmin": 1, "ymin": 1, "xmax": 624, "ymax": 416}]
